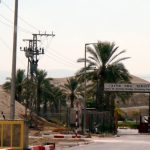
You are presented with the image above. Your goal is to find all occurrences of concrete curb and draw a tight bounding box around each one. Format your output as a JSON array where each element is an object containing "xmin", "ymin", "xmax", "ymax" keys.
[
  {"xmin": 29, "ymin": 144, "xmax": 55, "ymax": 150},
  {"xmin": 42, "ymin": 134, "xmax": 85, "ymax": 138},
  {"xmin": 0, "ymin": 144, "xmax": 55, "ymax": 150},
  {"xmin": 0, "ymin": 149, "xmax": 13, "ymax": 150}
]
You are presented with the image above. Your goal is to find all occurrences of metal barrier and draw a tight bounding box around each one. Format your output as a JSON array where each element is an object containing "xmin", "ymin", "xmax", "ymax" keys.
[{"xmin": 0, "ymin": 120, "xmax": 25, "ymax": 149}]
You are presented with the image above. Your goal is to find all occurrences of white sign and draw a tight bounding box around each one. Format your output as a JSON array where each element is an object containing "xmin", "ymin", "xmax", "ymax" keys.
[{"xmin": 104, "ymin": 83, "xmax": 150, "ymax": 92}]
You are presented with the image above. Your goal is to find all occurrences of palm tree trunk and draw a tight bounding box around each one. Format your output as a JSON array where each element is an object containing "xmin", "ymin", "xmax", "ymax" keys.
[
  {"xmin": 70, "ymin": 94, "xmax": 74, "ymax": 108},
  {"xmin": 96, "ymin": 79, "xmax": 104, "ymax": 111},
  {"xmin": 37, "ymin": 103, "xmax": 40, "ymax": 115},
  {"xmin": 43, "ymin": 100, "xmax": 47, "ymax": 116},
  {"xmin": 110, "ymin": 95, "xmax": 116, "ymax": 133}
]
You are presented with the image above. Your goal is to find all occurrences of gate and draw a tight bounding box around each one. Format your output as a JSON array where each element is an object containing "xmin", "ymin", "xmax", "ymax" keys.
[{"xmin": 0, "ymin": 120, "xmax": 26, "ymax": 149}]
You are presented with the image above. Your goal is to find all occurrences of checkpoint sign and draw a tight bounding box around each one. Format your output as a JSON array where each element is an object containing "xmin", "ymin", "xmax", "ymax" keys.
[{"xmin": 104, "ymin": 83, "xmax": 150, "ymax": 93}]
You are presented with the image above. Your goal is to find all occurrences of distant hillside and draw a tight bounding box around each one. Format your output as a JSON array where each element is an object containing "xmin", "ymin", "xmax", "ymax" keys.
[
  {"xmin": 130, "ymin": 75, "xmax": 149, "ymax": 83},
  {"xmin": 51, "ymin": 75, "xmax": 150, "ymax": 116},
  {"xmin": 51, "ymin": 74, "xmax": 149, "ymax": 87},
  {"xmin": 52, "ymin": 75, "xmax": 150, "ymax": 118}
]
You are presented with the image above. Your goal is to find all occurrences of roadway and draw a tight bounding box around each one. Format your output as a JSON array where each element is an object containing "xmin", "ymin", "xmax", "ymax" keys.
[{"xmin": 64, "ymin": 129, "xmax": 150, "ymax": 150}]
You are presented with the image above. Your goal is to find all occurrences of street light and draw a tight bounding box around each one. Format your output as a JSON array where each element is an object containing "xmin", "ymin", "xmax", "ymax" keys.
[{"xmin": 83, "ymin": 43, "xmax": 97, "ymax": 134}]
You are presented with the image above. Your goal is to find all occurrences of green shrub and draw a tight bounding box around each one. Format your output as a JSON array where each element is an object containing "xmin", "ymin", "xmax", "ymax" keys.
[{"xmin": 118, "ymin": 121, "xmax": 138, "ymax": 129}]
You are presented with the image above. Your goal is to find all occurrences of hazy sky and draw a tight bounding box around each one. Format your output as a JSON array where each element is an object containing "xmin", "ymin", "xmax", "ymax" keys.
[{"xmin": 0, "ymin": 0, "xmax": 150, "ymax": 83}]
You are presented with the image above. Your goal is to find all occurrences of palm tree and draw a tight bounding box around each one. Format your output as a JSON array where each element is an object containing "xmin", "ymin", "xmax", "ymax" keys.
[
  {"xmin": 3, "ymin": 69, "xmax": 26, "ymax": 103},
  {"xmin": 77, "ymin": 41, "xmax": 131, "ymax": 111},
  {"xmin": 42, "ymin": 78, "xmax": 54, "ymax": 115},
  {"xmin": 63, "ymin": 77, "xmax": 80, "ymax": 108},
  {"xmin": 77, "ymin": 41, "xmax": 132, "ymax": 133},
  {"xmin": 50, "ymin": 86, "xmax": 66, "ymax": 113},
  {"xmin": 36, "ymin": 70, "xmax": 54, "ymax": 115}
]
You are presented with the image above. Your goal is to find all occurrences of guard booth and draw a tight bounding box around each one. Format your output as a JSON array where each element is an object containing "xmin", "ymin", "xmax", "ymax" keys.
[
  {"xmin": 0, "ymin": 120, "xmax": 28, "ymax": 149},
  {"xmin": 139, "ymin": 116, "xmax": 149, "ymax": 133}
]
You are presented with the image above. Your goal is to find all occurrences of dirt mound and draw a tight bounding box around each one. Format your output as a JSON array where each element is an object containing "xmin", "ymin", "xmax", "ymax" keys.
[{"xmin": 0, "ymin": 85, "xmax": 25, "ymax": 119}]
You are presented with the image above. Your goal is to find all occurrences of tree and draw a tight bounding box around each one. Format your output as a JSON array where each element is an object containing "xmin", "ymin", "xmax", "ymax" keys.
[
  {"xmin": 77, "ymin": 41, "xmax": 131, "ymax": 133},
  {"xmin": 63, "ymin": 77, "xmax": 81, "ymax": 108},
  {"xmin": 36, "ymin": 70, "xmax": 54, "ymax": 115},
  {"xmin": 77, "ymin": 41, "xmax": 131, "ymax": 111},
  {"xmin": 42, "ymin": 78, "xmax": 54, "ymax": 115},
  {"xmin": 3, "ymin": 69, "xmax": 26, "ymax": 103},
  {"xmin": 50, "ymin": 86, "xmax": 66, "ymax": 113}
]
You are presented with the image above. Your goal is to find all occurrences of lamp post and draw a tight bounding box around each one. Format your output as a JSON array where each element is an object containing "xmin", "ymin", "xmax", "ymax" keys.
[{"xmin": 83, "ymin": 43, "xmax": 97, "ymax": 134}]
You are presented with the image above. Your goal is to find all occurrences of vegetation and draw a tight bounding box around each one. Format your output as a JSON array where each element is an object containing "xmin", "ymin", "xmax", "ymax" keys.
[
  {"xmin": 2, "ymin": 41, "xmax": 132, "ymax": 133},
  {"xmin": 63, "ymin": 77, "xmax": 82, "ymax": 108},
  {"xmin": 3, "ymin": 69, "xmax": 66, "ymax": 116},
  {"xmin": 118, "ymin": 120, "xmax": 138, "ymax": 129},
  {"xmin": 3, "ymin": 69, "xmax": 26, "ymax": 103},
  {"xmin": 77, "ymin": 41, "xmax": 131, "ymax": 133}
]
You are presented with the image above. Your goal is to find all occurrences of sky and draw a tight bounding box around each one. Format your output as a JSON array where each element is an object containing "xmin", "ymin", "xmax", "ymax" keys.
[{"xmin": 0, "ymin": 0, "xmax": 150, "ymax": 84}]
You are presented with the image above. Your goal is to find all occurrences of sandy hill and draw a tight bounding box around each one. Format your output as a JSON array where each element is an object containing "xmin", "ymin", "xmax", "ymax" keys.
[
  {"xmin": 51, "ymin": 77, "xmax": 68, "ymax": 87},
  {"xmin": 0, "ymin": 85, "xmax": 25, "ymax": 119},
  {"xmin": 51, "ymin": 74, "xmax": 149, "ymax": 86},
  {"xmin": 51, "ymin": 74, "xmax": 150, "ymax": 107},
  {"xmin": 130, "ymin": 75, "xmax": 149, "ymax": 83}
]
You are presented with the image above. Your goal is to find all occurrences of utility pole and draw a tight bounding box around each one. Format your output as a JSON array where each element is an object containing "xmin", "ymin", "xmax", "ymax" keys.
[
  {"xmin": 20, "ymin": 32, "xmax": 55, "ymax": 113},
  {"xmin": 10, "ymin": 0, "xmax": 18, "ymax": 120},
  {"xmin": 21, "ymin": 32, "xmax": 55, "ymax": 77}
]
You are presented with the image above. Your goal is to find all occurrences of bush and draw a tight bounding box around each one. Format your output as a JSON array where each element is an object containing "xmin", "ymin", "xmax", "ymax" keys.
[{"xmin": 118, "ymin": 120, "xmax": 138, "ymax": 129}]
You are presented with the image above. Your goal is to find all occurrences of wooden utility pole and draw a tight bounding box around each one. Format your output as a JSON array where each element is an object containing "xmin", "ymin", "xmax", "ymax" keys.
[{"xmin": 10, "ymin": 0, "xmax": 19, "ymax": 120}]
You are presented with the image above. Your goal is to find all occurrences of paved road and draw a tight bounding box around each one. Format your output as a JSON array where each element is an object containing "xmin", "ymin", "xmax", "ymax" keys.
[{"xmin": 64, "ymin": 129, "xmax": 150, "ymax": 150}]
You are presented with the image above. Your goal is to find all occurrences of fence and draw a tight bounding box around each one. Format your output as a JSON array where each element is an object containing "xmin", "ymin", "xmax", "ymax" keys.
[
  {"xmin": 42, "ymin": 112, "xmax": 67, "ymax": 124},
  {"xmin": 41, "ymin": 109, "xmax": 112, "ymax": 133},
  {"xmin": 85, "ymin": 110, "xmax": 112, "ymax": 133}
]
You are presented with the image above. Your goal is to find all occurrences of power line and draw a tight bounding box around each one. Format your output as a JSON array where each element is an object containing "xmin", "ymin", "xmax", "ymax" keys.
[
  {"xmin": 48, "ymin": 48, "xmax": 78, "ymax": 65},
  {"xmin": 0, "ymin": 14, "xmax": 32, "ymax": 34},
  {"xmin": 44, "ymin": 52, "xmax": 79, "ymax": 69},
  {"xmin": 0, "ymin": 19, "xmax": 13, "ymax": 29},
  {"xmin": 40, "ymin": 38, "xmax": 79, "ymax": 65},
  {"xmin": 47, "ymin": 50, "xmax": 78, "ymax": 66},
  {"xmin": 1, "ymin": 1, "xmax": 77, "ymax": 66},
  {"xmin": 32, "ymin": 36, "xmax": 78, "ymax": 67},
  {"xmin": 39, "ymin": 38, "xmax": 79, "ymax": 67},
  {"xmin": 46, "ymin": 38, "xmax": 77, "ymax": 62},
  {"xmin": 0, "ymin": 13, "xmax": 13, "ymax": 23},
  {"xmin": 1, "ymin": 1, "xmax": 39, "ymax": 31},
  {"xmin": 0, "ymin": 37, "xmax": 27, "ymax": 67}
]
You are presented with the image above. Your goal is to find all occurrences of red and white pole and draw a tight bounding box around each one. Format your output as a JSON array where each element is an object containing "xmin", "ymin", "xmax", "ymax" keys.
[{"xmin": 75, "ymin": 102, "xmax": 79, "ymax": 137}]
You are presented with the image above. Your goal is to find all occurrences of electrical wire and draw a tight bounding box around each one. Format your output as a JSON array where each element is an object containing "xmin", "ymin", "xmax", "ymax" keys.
[
  {"xmin": 44, "ymin": 53, "xmax": 79, "ymax": 69},
  {"xmin": 0, "ymin": 37, "xmax": 27, "ymax": 68},
  {"xmin": 1, "ymin": 1, "xmax": 81, "ymax": 71},
  {"xmin": 47, "ymin": 49, "xmax": 78, "ymax": 67},
  {"xmin": 45, "ymin": 38, "xmax": 77, "ymax": 62},
  {"xmin": 0, "ymin": 14, "xmax": 32, "ymax": 34},
  {"xmin": 40, "ymin": 37, "xmax": 79, "ymax": 66},
  {"xmin": 1, "ymin": 1, "xmax": 39, "ymax": 32},
  {"xmin": 0, "ymin": 19, "xmax": 13, "ymax": 29}
]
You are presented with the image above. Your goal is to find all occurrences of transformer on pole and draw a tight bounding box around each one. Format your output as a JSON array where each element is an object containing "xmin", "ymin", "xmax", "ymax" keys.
[{"xmin": 20, "ymin": 32, "xmax": 55, "ymax": 114}]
